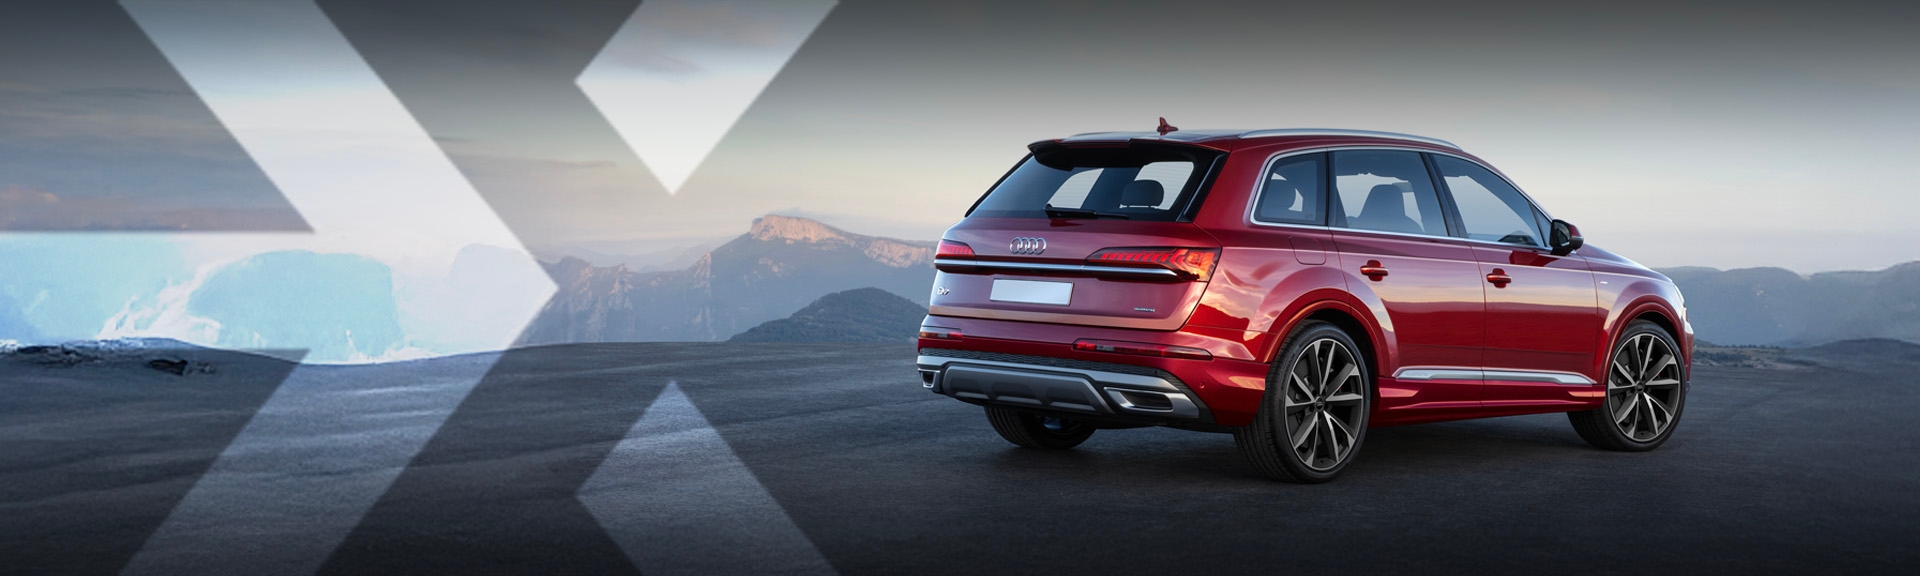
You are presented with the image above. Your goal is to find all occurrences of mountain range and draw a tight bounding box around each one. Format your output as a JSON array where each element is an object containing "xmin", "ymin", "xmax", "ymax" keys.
[
  {"xmin": 1659, "ymin": 262, "xmax": 1920, "ymax": 347},
  {"xmin": 529, "ymin": 237, "xmax": 728, "ymax": 273},
  {"xmin": 517, "ymin": 215, "xmax": 935, "ymax": 344},
  {"xmin": 5, "ymin": 211, "xmax": 1918, "ymax": 352}
]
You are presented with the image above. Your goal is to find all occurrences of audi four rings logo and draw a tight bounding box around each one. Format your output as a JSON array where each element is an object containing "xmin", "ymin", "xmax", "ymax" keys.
[{"xmin": 1010, "ymin": 237, "xmax": 1047, "ymax": 254}]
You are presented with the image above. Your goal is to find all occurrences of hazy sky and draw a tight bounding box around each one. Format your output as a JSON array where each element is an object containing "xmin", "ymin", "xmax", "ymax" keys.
[
  {"xmin": 5, "ymin": 0, "xmax": 1919, "ymax": 272},
  {"xmin": 0, "ymin": 1, "xmax": 306, "ymax": 231}
]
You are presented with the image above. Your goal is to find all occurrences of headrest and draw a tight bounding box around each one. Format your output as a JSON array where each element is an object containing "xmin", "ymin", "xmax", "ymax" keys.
[
  {"xmin": 1121, "ymin": 180, "xmax": 1165, "ymax": 208},
  {"xmin": 1361, "ymin": 184, "xmax": 1405, "ymax": 214}
]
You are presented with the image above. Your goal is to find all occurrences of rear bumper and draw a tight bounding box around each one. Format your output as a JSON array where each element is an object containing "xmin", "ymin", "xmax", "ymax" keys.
[
  {"xmin": 917, "ymin": 349, "xmax": 1218, "ymax": 427},
  {"xmin": 916, "ymin": 314, "xmax": 1273, "ymax": 426}
]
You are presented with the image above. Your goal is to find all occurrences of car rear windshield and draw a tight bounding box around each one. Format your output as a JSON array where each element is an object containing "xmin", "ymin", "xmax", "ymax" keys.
[{"xmin": 968, "ymin": 146, "xmax": 1218, "ymax": 221}]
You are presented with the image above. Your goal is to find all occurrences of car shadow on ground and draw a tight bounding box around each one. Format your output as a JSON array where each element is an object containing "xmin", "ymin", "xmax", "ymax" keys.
[{"xmin": 972, "ymin": 412, "xmax": 1600, "ymax": 486}]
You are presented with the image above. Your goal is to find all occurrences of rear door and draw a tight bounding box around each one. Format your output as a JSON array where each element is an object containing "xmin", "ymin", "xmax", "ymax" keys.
[
  {"xmin": 929, "ymin": 143, "xmax": 1225, "ymax": 331},
  {"xmin": 1429, "ymin": 154, "xmax": 1601, "ymax": 409},
  {"xmin": 1326, "ymin": 150, "xmax": 1486, "ymax": 420}
]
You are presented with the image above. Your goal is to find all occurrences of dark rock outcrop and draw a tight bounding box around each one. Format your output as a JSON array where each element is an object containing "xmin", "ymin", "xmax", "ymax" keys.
[{"xmin": 730, "ymin": 288, "xmax": 926, "ymax": 343}]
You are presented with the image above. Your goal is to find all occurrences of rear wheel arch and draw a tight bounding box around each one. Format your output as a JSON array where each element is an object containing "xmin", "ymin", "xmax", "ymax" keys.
[
  {"xmin": 1264, "ymin": 301, "xmax": 1386, "ymax": 392},
  {"xmin": 1302, "ymin": 310, "xmax": 1379, "ymax": 390}
]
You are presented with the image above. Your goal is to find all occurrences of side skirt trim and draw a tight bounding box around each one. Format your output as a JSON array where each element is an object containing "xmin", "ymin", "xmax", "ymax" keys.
[{"xmin": 1392, "ymin": 366, "xmax": 1595, "ymax": 386}]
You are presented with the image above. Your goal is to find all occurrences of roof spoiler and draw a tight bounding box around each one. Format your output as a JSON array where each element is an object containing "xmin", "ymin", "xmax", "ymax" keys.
[{"xmin": 1025, "ymin": 138, "xmax": 1227, "ymax": 171}]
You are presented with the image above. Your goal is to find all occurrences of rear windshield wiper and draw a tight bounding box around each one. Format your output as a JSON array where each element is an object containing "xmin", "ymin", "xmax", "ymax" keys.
[{"xmin": 1044, "ymin": 205, "xmax": 1130, "ymax": 220}]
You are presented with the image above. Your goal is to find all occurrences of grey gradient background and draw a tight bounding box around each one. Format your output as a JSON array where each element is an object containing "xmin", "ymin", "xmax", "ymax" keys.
[{"xmin": 3, "ymin": 0, "xmax": 1917, "ymax": 271}]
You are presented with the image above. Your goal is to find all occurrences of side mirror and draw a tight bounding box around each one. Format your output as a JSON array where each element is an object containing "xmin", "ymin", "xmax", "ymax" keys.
[{"xmin": 1549, "ymin": 219, "xmax": 1584, "ymax": 256}]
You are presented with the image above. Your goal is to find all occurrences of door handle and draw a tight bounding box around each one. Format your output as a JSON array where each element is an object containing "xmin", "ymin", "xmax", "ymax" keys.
[
  {"xmin": 1486, "ymin": 268, "xmax": 1512, "ymax": 288},
  {"xmin": 1359, "ymin": 260, "xmax": 1389, "ymax": 281}
]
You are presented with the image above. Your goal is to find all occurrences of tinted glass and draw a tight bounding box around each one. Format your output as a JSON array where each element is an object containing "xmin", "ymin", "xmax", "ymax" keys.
[
  {"xmin": 1253, "ymin": 153, "xmax": 1325, "ymax": 225},
  {"xmin": 969, "ymin": 148, "xmax": 1210, "ymax": 221},
  {"xmin": 1330, "ymin": 150, "xmax": 1447, "ymax": 236},
  {"xmin": 1433, "ymin": 155, "xmax": 1544, "ymax": 247}
]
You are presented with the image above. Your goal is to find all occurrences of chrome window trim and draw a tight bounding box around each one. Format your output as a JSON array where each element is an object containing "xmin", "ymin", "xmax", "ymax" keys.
[
  {"xmin": 1245, "ymin": 219, "xmax": 1563, "ymax": 252},
  {"xmin": 932, "ymin": 258, "xmax": 1181, "ymax": 278},
  {"xmin": 1245, "ymin": 146, "xmax": 1337, "ymax": 230},
  {"xmin": 1244, "ymin": 145, "xmax": 1561, "ymax": 249},
  {"xmin": 1238, "ymin": 128, "xmax": 1462, "ymax": 150},
  {"xmin": 1393, "ymin": 366, "xmax": 1595, "ymax": 386}
]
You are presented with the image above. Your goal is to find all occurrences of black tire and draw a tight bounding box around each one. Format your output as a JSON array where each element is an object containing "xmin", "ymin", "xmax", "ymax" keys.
[
  {"xmin": 984, "ymin": 406, "xmax": 1096, "ymax": 450},
  {"xmin": 1234, "ymin": 320, "xmax": 1372, "ymax": 483},
  {"xmin": 1569, "ymin": 320, "xmax": 1688, "ymax": 451}
]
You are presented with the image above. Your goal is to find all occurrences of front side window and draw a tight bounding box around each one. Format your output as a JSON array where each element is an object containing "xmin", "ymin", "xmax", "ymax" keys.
[
  {"xmin": 1330, "ymin": 150, "xmax": 1447, "ymax": 236},
  {"xmin": 1253, "ymin": 153, "xmax": 1325, "ymax": 225},
  {"xmin": 969, "ymin": 147, "xmax": 1212, "ymax": 221},
  {"xmin": 1432, "ymin": 155, "xmax": 1545, "ymax": 247}
]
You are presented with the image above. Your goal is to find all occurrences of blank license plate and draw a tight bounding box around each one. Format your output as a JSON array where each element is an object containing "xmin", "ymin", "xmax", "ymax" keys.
[{"xmin": 990, "ymin": 279, "xmax": 1072, "ymax": 306}]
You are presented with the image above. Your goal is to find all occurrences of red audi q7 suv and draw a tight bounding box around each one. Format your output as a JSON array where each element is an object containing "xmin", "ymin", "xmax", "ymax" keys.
[{"xmin": 916, "ymin": 126, "xmax": 1691, "ymax": 482}]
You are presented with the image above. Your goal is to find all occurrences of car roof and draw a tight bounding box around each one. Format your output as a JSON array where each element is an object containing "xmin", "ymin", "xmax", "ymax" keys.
[{"xmin": 1039, "ymin": 128, "xmax": 1462, "ymax": 151}]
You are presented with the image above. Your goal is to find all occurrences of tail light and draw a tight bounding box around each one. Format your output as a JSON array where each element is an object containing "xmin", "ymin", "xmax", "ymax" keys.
[
  {"xmin": 936, "ymin": 240, "xmax": 974, "ymax": 258},
  {"xmin": 919, "ymin": 326, "xmax": 962, "ymax": 341},
  {"xmin": 1073, "ymin": 339, "xmax": 1212, "ymax": 360},
  {"xmin": 1088, "ymin": 247, "xmax": 1220, "ymax": 281}
]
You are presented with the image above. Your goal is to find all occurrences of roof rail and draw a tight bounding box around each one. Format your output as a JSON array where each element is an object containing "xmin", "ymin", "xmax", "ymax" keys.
[{"xmin": 1238, "ymin": 128, "xmax": 1461, "ymax": 150}]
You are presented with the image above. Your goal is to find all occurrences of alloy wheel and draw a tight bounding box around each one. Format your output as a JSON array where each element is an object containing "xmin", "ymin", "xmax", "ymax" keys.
[
  {"xmin": 1283, "ymin": 338, "xmax": 1367, "ymax": 471},
  {"xmin": 1607, "ymin": 333, "xmax": 1684, "ymax": 441}
]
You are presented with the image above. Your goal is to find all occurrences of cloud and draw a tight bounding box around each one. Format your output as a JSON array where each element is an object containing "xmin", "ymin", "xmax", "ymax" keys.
[
  {"xmin": 0, "ymin": 184, "xmax": 308, "ymax": 231},
  {"xmin": 590, "ymin": 1, "xmax": 826, "ymax": 77},
  {"xmin": 0, "ymin": 185, "xmax": 59, "ymax": 205},
  {"xmin": 0, "ymin": 79, "xmax": 47, "ymax": 93}
]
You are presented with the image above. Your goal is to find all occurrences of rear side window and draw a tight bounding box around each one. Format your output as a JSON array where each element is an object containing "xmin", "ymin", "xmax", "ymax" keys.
[
  {"xmin": 969, "ymin": 146, "xmax": 1216, "ymax": 221},
  {"xmin": 1330, "ymin": 150, "xmax": 1448, "ymax": 236},
  {"xmin": 1253, "ymin": 153, "xmax": 1325, "ymax": 225}
]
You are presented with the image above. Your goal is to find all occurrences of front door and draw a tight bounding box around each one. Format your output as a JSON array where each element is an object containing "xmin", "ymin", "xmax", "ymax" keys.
[{"xmin": 1429, "ymin": 155, "xmax": 1601, "ymax": 410}]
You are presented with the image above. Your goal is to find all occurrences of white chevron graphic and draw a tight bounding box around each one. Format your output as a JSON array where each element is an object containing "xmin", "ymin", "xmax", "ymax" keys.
[
  {"xmin": 579, "ymin": 0, "xmax": 836, "ymax": 195},
  {"xmin": 110, "ymin": 1, "xmax": 553, "ymax": 574},
  {"xmin": 580, "ymin": 382, "xmax": 838, "ymax": 576}
]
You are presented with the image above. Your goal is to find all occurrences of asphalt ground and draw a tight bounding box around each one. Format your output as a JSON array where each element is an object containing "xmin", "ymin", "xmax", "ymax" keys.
[{"xmin": 2, "ymin": 341, "xmax": 1916, "ymax": 575}]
